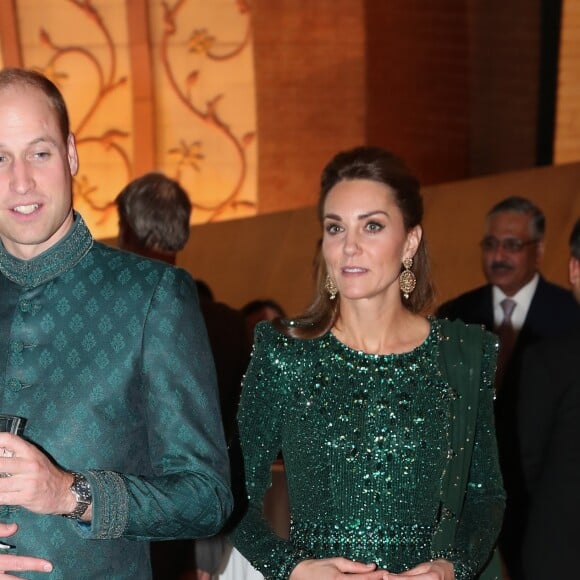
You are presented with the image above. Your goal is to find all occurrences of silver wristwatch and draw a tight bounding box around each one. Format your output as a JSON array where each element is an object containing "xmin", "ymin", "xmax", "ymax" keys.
[{"xmin": 62, "ymin": 472, "xmax": 92, "ymax": 520}]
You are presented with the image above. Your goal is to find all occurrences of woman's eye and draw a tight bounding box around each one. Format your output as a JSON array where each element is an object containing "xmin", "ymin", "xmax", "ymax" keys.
[
  {"xmin": 366, "ymin": 222, "xmax": 384, "ymax": 232},
  {"xmin": 325, "ymin": 223, "xmax": 342, "ymax": 234}
]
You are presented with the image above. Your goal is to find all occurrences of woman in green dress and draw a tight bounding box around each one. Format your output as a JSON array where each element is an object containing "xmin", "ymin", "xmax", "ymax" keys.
[{"xmin": 231, "ymin": 146, "xmax": 505, "ymax": 580}]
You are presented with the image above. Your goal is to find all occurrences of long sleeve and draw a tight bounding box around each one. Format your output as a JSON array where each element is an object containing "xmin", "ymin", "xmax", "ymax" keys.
[
  {"xmin": 77, "ymin": 267, "xmax": 232, "ymax": 540},
  {"xmin": 448, "ymin": 333, "xmax": 506, "ymax": 579},
  {"xmin": 517, "ymin": 334, "xmax": 580, "ymax": 578},
  {"xmin": 230, "ymin": 324, "xmax": 313, "ymax": 579}
]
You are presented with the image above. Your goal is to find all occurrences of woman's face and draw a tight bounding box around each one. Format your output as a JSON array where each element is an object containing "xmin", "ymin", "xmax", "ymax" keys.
[{"xmin": 322, "ymin": 178, "xmax": 420, "ymax": 305}]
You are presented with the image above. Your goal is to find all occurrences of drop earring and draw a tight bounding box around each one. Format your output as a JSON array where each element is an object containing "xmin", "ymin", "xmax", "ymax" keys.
[
  {"xmin": 399, "ymin": 257, "xmax": 417, "ymax": 299},
  {"xmin": 325, "ymin": 275, "xmax": 338, "ymax": 300}
]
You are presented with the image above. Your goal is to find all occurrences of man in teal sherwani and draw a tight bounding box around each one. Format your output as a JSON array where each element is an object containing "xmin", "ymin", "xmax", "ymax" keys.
[{"xmin": 0, "ymin": 68, "xmax": 232, "ymax": 578}]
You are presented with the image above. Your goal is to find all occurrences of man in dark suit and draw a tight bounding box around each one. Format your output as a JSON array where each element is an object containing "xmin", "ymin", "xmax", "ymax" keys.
[
  {"xmin": 517, "ymin": 219, "xmax": 580, "ymax": 579},
  {"xmin": 437, "ymin": 197, "xmax": 580, "ymax": 579}
]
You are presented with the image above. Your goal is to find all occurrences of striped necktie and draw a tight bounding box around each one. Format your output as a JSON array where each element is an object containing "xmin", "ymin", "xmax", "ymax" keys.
[{"xmin": 495, "ymin": 298, "xmax": 517, "ymax": 390}]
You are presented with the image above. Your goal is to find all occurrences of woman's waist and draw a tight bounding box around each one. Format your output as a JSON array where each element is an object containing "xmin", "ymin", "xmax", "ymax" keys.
[{"xmin": 290, "ymin": 518, "xmax": 435, "ymax": 550}]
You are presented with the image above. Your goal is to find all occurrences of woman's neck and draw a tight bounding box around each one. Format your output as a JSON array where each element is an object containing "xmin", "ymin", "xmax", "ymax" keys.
[{"xmin": 332, "ymin": 300, "xmax": 428, "ymax": 355}]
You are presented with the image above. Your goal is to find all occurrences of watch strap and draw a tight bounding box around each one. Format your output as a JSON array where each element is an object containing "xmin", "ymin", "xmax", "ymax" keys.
[{"xmin": 62, "ymin": 471, "xmax": 92, "ymax": 520}]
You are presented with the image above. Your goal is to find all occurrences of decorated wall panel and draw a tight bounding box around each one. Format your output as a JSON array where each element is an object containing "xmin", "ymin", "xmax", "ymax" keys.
[{"xmin": 0, "ymin": 0, "xmax": 257, "ymax": 239}]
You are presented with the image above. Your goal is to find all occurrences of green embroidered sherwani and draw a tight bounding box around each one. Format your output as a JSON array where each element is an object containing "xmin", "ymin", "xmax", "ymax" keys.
[{"xmin": 0, "ymin": 214, "xmax": 232, "ymax": 579}]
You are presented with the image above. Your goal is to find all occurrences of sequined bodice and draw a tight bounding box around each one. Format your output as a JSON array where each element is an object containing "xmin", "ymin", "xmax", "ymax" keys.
[
  {"xmin": 232, "ymin": 318, "xmax": 504, "ymax": 580},
  {"xmin": 234, "ymin": 320, "xmax": 451, "ymax": 574},
  {"xmin": 282, "ymin": 326, "xmax": 449, "ymax": 534}
]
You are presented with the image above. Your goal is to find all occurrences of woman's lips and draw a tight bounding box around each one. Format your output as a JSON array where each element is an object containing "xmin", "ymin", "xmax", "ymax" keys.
[{"xmin": 342, "ymin": 267, "xmax": 367, "ymax": 273}]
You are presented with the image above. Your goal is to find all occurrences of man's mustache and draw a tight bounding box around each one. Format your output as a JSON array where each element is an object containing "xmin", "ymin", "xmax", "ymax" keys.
[{"xmin": 490, "ymin": 261, "xmax": 514, "ymax": 272}]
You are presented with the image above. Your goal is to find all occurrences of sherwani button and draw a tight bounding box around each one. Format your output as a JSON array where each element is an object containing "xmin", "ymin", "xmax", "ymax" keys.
[
  {"xmin": 6, "ymin": 378, "xmax": 22, "ymax": 392},
  {"xmin": 9, "ymin": 340, "xmax": 24, "ymax": 353}
]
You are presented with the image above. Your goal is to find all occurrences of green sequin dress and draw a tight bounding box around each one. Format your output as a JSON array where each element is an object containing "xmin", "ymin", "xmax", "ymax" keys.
[{"xmin": 231, "ymin": 318, "xmax": 504, "ymax": 579}]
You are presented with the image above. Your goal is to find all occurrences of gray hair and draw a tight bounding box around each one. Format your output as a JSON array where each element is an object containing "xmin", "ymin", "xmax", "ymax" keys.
[{"xmin": 487, "ymin": 196, "xmax": 545, "ymax": 240}]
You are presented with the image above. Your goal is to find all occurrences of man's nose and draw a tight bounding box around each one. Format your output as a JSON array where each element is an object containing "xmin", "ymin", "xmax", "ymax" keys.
[
  {"xmin": 10, "ymin": 160, "xmax": 35, "ymax": 195},
  {"xmin": 490, "ymin": 243, "xmax": 509, "ymax": 261}
]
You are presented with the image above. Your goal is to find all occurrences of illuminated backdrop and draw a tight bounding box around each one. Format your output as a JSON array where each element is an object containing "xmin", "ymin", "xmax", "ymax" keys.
[{"xmin": 0, "ymin": 0, "xmax": 257, "ymax": 239}]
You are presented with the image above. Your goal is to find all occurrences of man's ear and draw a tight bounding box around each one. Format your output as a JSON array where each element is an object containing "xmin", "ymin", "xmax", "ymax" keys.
[
  {"xmin": 535, "ymin": 239, "xmax": 545, "ymax": 265},
  {"xmin": 67, "ymin": 133, "xmax": 79, "ymax": 177}
]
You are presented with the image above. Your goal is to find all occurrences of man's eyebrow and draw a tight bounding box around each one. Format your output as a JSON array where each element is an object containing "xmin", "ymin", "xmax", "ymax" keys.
[
  {"xmin": 29, "ymin": 136, "xmax": 59, "ymax": 146},
  {"xmin": 0, "ymin": 137, "xmax": 59, "ymax": 148}
]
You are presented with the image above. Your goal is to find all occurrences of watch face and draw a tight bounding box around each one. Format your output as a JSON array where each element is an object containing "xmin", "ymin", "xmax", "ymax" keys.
[
  {"xmin": 72, "ymin": 474, "xmax": 92, "ymax": 502},
  {"xmin": 63, "ymin": 472, "xmax": 92, "ymax": 519}
]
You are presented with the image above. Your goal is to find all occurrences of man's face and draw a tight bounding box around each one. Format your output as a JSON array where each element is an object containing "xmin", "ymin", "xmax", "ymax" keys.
[
  {"xmin": 481, "ymin": 210, "xmax": 543, "ymax": 296},
  {"xmin": 0, "ymin": 85, "xmax": 78, "ymax": 260}
]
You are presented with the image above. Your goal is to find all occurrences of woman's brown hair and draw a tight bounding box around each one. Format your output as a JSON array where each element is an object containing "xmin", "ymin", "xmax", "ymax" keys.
[{"xmin": 277, "ymin": 146, "xmax": 435, "ymax": 339}]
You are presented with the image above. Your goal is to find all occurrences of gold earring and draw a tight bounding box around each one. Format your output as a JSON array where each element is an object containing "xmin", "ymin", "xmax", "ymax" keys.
[
  {"xmin": 399, "ymin": 257, "xmax": 416, "ymax": 299},
  {"xmin": 325, "ymin": 275, "xmax": 338, "ymax": 300}
]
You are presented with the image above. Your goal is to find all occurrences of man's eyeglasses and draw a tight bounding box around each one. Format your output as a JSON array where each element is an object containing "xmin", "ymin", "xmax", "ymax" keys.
[{"xmin": 480, "ymin": 237, "xmax": 538, "ymax": 254}]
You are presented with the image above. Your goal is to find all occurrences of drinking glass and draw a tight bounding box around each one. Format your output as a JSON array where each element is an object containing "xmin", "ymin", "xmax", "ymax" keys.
[
  {"xmin": 0, "ymin": 415, "xmax": 25, "ymax": 467},
  {"xmin": 0, "ymin": 415, "xmax": 25, "ymax": 550},
  {"xmin": 0, "ymin": 415, "xmax": 24, "ymax": 436}
]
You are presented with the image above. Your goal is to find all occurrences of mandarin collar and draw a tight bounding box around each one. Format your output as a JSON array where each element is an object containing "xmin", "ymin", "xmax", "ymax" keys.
[{"xmin": 0, "ymin": 212, "xmax": 94, "ymax": 287}]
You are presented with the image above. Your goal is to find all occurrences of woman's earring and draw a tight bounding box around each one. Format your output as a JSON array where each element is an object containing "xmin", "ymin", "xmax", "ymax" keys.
[
  {"xmin": 325, "ymin": 275, "xmax": 338, "ymax": 300},
  {"xmin": 399, "ymin": 257, "xmax": 416, "ymax": 299}
]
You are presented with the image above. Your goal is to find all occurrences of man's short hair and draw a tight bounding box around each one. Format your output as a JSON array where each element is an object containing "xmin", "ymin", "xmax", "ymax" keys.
[
  {"xmin": 570, "ymin": 219, "xmax": 580, "ymax": 260},
  {"xmin": 0, "ymin": 67, "xmax": 70, "ymax": 143},
  {"xmin": 116, "ymin": 172, "xmax": 192, "ymax": 253},
  {"xmin": 487, "ymin": 196, "xmax": 546, "ymax": 240}
]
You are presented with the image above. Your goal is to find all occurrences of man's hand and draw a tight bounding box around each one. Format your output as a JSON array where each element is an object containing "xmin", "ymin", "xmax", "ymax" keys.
[
  {"xmin": 0, "ymin": 433, "xmax": 76, "ymax": 515},
  {"xmin": 0, "ymin": 523, "xmax": 53, "ymax": 578}
]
